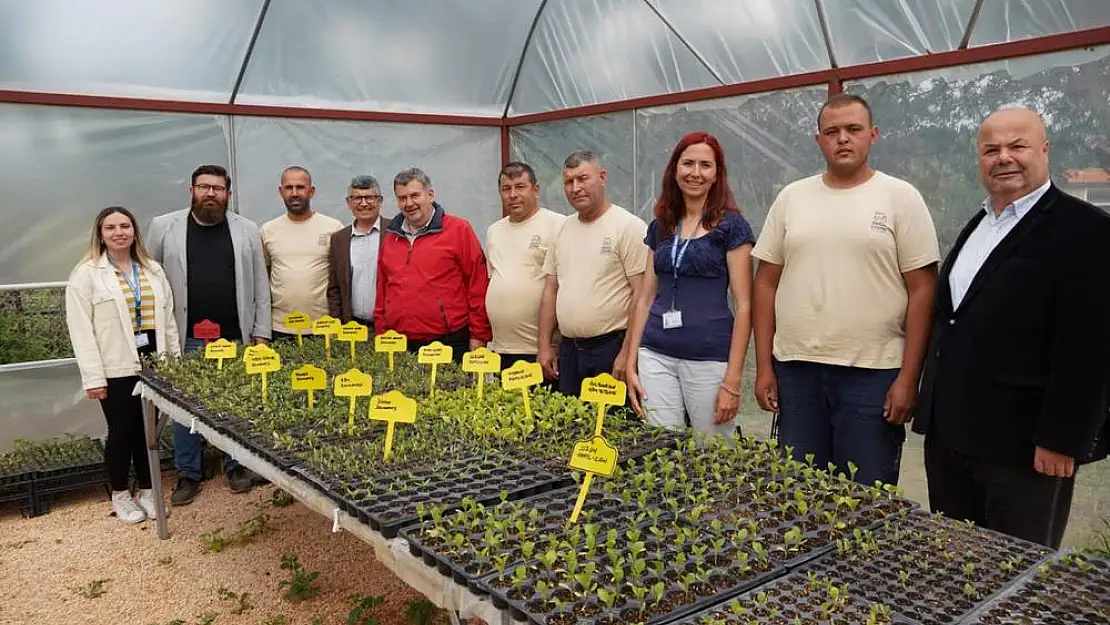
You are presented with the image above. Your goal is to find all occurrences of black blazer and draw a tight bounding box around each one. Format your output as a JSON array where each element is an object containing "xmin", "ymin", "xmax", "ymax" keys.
[{"xmin": 914, "ymin": 184, "xmax": 1110, "ymax": 466}]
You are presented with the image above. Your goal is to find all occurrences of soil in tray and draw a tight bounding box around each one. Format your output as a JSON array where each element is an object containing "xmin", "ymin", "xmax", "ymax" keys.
[
  {"xmin": 962, "ymin": 552, "xmax": 1110, "ymax": 625},
  {"xmin": 800, "ymin": 509, "xmax": 1053, "ymax": 625},
  {"xmin": 668, "ymin": 571, "xmax": 917, "ymax": 625}
]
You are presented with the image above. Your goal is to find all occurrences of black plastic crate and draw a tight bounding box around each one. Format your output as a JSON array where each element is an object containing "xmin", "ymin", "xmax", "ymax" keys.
[{"xmin": 957, "ymin": 551, "xmax": 1110, "ymax": 624}]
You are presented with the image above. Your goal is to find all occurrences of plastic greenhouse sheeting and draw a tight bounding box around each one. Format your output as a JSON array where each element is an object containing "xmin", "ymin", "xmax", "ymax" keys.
[{"xmin": 3, "ymin": 0, "xmax": 1107, "ymax": 114}]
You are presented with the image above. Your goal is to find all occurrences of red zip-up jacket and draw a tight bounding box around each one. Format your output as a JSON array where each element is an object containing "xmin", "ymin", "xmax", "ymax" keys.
[{"xmin": 373, "ymin": 204, "xmax": 492, "ymax": 342}]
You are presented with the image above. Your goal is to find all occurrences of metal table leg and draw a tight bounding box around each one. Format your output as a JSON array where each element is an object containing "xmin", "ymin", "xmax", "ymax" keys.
[{"xmin": 142, "ymin": 397, "xmax": 170, "ymax": 539}]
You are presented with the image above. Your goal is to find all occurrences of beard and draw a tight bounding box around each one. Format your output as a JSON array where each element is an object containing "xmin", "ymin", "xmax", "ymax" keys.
[
  {"xmin": 285, "ymin": 198, "xmax": 311, "ymax": 214},
  {"xmin": 191, "ymin": 196, "xmax": 228, "ymax": 224}
]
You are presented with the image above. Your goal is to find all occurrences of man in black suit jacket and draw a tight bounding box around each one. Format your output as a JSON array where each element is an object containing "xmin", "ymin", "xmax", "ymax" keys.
[{"xmin": 914, "ymin": 107, "xmax": 1110, "ymax": 548}]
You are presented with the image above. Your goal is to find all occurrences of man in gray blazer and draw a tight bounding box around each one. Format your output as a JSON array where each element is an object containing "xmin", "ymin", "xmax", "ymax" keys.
[{"xmin": 147, "ymin": 164, "xmax": 272, "ymax": 505}]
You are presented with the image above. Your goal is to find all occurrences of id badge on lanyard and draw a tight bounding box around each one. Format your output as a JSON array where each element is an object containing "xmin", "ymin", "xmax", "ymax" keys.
[
  {"xmin": 663, "ymin": 232, "xmax": 691, "ymax": 330},
  {"xmin": 115, "ymin": 260, "xmax": 146, "ymax": 346}
]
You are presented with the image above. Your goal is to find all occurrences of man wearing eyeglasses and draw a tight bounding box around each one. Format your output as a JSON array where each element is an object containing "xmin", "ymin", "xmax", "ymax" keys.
[
  {"xmin": 327, "ymin": 175, "xmax": 389, "ymax": 330},
  {"xmin": 261, "ymin": 166, "xmax": 343, "ymax": 341},
  {"xmin": 147, "ymin": 164, "xmax": 272, "ymax": 505}
]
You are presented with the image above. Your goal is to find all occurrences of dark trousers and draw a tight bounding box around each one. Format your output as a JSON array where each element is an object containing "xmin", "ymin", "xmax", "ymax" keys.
[
  {"xmin": 99, "ymin": 376, "xmax": 153, "ymax": 492},
  {"xmin": 271, "ymin": 330, "xmax": 301, "ymax": 342},
  {"xmin": 558, "ymin": 330, "xmax": 625, "ymax": 397},
  {"xmin": 924, "ymin": 434, "xmax": 1075, "ymax": 549},
  {"xmin": 408, "ymin": 327, "xmax": 470, "ymax": 364},
  {"xmin": 773, "ymin": 359, "xmax": 904, "ymax": 487},
  {"xmin": 501, "ymin": 353, "xmax": 555, "ymax": 391}
]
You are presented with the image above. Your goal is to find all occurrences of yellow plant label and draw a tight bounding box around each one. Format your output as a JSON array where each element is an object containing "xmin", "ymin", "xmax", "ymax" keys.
[
  {"xmin": 374, "ymin": 330, "xmax": 408, "ymax": 353},
  {"xmin": 291, "ymin": 364, "xmax": 327, "ymax": 391},
  {"xmin": 569, "ymin": 436, "xmax": 619, "ymax": 476},
  {"xmin": 580, "ymin": 373, "xmax": 627, "ymax": 406},
  {"xmin": 312, "ymin": 315, "xmax": 341, "ymax": 336},
  {"xmin": 243, "ymin": 344, "xmax": 281, "ymax": 374},
  {"xmin": 417, "ymin": 341, "xmax": 453, "ymax": 365},
  {"xmin": 284, "ymin": 311, "xmax": 311, "ymax": 331},
  {"xmin": 334, "ymin": 368, "xmax": 372, "ymax": 397},
  {"xmin": 338, "ymin": 321, "xmax": 369, "ymax": 342},
  {"xmin": 462, "ymin": 348, "xmax": 502, "ymax": 374},
  {"xmin": 370, "ymin": 391, "xmax": 418, "ymax": 424},
  {"xmin": 501, "ymin": 360, "xmax": 543, "ymax": 390},
  {"xmin": 204, "ymin": 338, "xmax": 237, "ymax": 360}
]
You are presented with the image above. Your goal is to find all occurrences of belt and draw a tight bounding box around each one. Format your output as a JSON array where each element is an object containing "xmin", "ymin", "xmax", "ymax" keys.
[{"xmin": 564, "ymin": 329, "xmax": 625, "ymax": 350}]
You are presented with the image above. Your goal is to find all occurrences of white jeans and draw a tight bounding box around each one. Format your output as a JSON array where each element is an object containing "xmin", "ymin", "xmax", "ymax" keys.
[{"xmin": 637, "ymin": 347, "xmax": 737, "ymax": 436}]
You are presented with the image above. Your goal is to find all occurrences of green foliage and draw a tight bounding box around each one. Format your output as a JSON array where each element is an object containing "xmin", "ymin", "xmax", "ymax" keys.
[
  {"xmin": 0, "ymin": 287, "xmax": 72, "ymax": 364},
  {"xmin": 347, "ymin": 593, "xmax": 385, "ymax": 625},
  {"xmin": 404, "ymin": 598, "xmax": 438, "ymax": 625},
  {"xmin": 278, "ymin": 554, "xmax": 321, "ymax": 602},
  {"xmin": 1085, "ymin": 518, "xmax": 1110, "ymax": 558},
  {"xmin": 199, "ymin": 513, "xmax": 270, "ymax": 553},
  {"xmin": 0, "ymin": 434, "xmax": 102, "ymax": 473},
  {"xmin": 217, "ymin": 587, "xmax": 253, "ymax": 615}
]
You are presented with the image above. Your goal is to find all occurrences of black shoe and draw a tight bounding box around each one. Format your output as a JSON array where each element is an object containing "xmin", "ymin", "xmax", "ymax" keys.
[
  {"xmin": 251, "ymin": 473, "xmax": 271, "ymax": 486},
  {"xmin": 171, "ymin": 477, "xmax": 201, "ymax": 506},
  {"xmin": 227, "ymin": 467, "xmax": 254, "ymax": 494}
]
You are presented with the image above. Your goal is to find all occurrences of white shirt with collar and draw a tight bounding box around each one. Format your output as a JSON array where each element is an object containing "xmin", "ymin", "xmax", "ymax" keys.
[
  {"xmin": 350, "ymin": 217, "xmax": 382, "ymax": 320},
  {"xmin": 949, "ymin": 179, "xmax": 1051, "ymax": 309}
]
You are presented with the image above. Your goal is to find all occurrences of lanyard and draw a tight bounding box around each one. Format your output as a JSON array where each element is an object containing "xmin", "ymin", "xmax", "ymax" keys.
[
  {"xmin": 670, "ymin": 230, "xmax": 692, "ymax": 308},
  {"xmin": 112, "ymin": 259, "xmax": 142, "ymax": 329}
]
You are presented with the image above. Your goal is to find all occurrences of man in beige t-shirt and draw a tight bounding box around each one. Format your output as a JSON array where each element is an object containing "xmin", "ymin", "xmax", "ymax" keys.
[
  {"xmin": 485, "ymin": 162, "xmax": 565, "ymax": 372},
  {"xmin": 752, "ymin": 94, "xmax": 939, "ymax": 487},
  {"xmin": 538, "ymin": 150, "xmax": 648, "ymax": 396},
  {"xmin": 262, "ymin": 166, "xmax": 343, "ymax": 340}
]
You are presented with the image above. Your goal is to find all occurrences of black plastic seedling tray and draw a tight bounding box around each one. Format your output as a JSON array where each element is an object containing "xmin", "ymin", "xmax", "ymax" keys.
[
  {"xmin": 799, "ymin": 510, "xmax": 1054, "ymax": 625},
  {"xmin": 0, "ymin": 469, "xmax": 37, "ymax": 516},
  {"xmin": 667, "ymin": 570, "xmax": 922, "ymax": 625},
  {"xmin": 957, "ymin": 551, "xmax": 1110, "ymax": 625},
  {"xmin": 400, "ymin": 485, "xmax": 656, "ymax": 595}
]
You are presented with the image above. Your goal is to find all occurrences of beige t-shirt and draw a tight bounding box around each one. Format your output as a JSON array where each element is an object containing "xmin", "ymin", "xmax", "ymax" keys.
[
  {"xmin": 752, "ymin": 171, "xmax": 939, "ymax": 369},
  {"xmin": 544, "ymin": 204, "xmax": 649, "ymax": 338},
  {"xmin": 261, "ymin": 212, "xmax": 344, "ymax": 333},
  {"xmin": 486, "ymin": 208, "xmax": 566, "ymax": 354}
]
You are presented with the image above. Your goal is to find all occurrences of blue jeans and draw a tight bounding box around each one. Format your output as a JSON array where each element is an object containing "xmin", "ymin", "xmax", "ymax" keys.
[
  {"xmin": 773, "ymin": 359, "xmax": 905, "ymax": 487},
  {"xmin": 173, "ymin": 338, "xmax": 240, "ymax": 481},
  {"xmin": 557, "ymin": 332, "xmax": 625, "ymax": 398}
]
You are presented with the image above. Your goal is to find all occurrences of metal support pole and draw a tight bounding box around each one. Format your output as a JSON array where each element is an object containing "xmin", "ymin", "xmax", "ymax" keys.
[{"xmin": 143, "ymin": 397, "xmax": 170, "ymax": 539}]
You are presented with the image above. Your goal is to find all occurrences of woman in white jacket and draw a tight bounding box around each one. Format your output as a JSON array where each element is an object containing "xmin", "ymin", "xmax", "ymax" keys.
[{"xmin": 66, "ymin": 207, "xmax": 180, "ymax": 524}]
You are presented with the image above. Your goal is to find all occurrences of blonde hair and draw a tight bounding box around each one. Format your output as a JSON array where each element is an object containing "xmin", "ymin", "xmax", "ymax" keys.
[{"xmin": 86, "ymin": 206, "xmax": 154, "ymax": 268}]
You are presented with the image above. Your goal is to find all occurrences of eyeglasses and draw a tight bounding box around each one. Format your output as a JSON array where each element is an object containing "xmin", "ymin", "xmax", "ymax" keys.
[
  {"xmin": 194, "ymin": 184, "xmax": 228, "ymax": 194},
  {"xmin": 347, "ymin": 195, "xmax": 383, "ymax": 204}
]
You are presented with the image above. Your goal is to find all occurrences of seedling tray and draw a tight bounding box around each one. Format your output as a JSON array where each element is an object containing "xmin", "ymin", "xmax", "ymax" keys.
[
  {"xmin": 957, "ymin": 550, "xmax": 1110, "ymax": 624},
  {"xmin": 478, "ymin": 534, "xmax": 785, "ymax": 625},
  {"xmin": 349, "ymin": 455, "xmax": 568, "ymax": 538},
  {"xmin": 400, "ymin": 484, "xmax": 656, "ymax": 594},
  {"xmin": 666, "ymin": 570, "xmax": 921, "ymax": 625},
  {"xmin": 799, "ymin": 510, "xmax": 1054, "ymax": 625},
  {"xmin": 0, "ymin": 470, "xmax": 36, "ymax": 516}
]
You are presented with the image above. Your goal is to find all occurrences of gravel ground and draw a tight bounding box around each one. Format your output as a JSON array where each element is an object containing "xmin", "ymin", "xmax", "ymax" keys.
[{"xmin": 0, "ymin": 478, "xmax": 434, "ymax": 625}]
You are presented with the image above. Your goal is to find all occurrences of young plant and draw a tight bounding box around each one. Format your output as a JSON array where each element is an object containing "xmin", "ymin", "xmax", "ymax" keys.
[{"xmin": 279, "ymin": 554, "xmax": 321, "ymax": 602}]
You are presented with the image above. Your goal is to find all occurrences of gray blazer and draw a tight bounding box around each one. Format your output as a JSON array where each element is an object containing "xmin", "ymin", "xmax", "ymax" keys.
[{"xmin": 146, "ymin": 208, "xmax": 272, "ymax": 348}]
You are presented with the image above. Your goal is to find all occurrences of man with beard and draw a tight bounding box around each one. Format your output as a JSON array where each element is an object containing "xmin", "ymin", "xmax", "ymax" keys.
[
  {"xmin": 751, "ymin": 94, "xmax": 940, "ymax": 488},
  {"xmin": 261, "ymin": 166, "xmax": 342, "ymax": 340},
  {"xmin": 914, "ymin": 107, "xmax": 1110, "ymax": 548},
  {"xmin": 147, "ymin": 164, "xmax": 272, "ymax": 505}
]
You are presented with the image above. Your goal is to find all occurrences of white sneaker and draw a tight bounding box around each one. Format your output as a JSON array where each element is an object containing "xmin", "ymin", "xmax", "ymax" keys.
[
  {"xmin": 135, "ymin": 489, "xmax": 168, "ymax": 520},
  {"xmin": 111, "ymin": 491, "xmax": 147, "ymax": 524}
]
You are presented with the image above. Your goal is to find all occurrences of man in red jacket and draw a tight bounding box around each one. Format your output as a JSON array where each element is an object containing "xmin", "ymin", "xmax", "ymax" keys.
[{"xmin": 374, "ymin": 168, "xmax": 491, "ymax": 361}]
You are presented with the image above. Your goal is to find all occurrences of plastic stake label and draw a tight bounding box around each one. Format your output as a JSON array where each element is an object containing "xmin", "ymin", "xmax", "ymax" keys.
[
  {"xmin": 568, "ymin": 436, "xmax": 619, "ymax": 523},
  {"xmin": 312, "ymin": 315, "xmax": 342, "ymax": 360},
  {"xmin": 243, "ymin": 344, "xmax": 281, "ymax": 404},
  {"xmin": 417, "ymin": 341, "xmax": 453, "ymax": 396},
  {"xmin": 462, "ymin": 347, "xmax": 502, "ymax": 398},
  {"xmin": 332, "ymin": 508, "xmax": 341, "ymax": 533},
  {"xmin": 192, "ymin": 319, "xmax": 221, "ymax": 344},
  {"xmin": 334, "ymin": 368, "xmax": 372, "ymax": 430},
  {"xmin": 579, "ymin": 373, "xmax": 627, "ymax": 437},
  {"xmin": 338, "ymin": 321, "xmax": 369, "ymax": 361},
  {"xmin": 374, "ymin": 330, "xmax": 408, "ymax": 371},
  {"xmin": 204, "ymin": 338, "xmax": 237, "ymax": 370},
  {"xmin": 284, "ymin": 311, "xmax": 311, "ymax": 346},
  {"xmin": 369, "ymin": 391, "xmax": 418, "ymax": 461},
  {"xmin": 501, "ymin": 360, "xmax": 543, "ymax": 418},
  {"xmin": 291, "ymin": 364, "xmax": 327, "ymax": 409}
]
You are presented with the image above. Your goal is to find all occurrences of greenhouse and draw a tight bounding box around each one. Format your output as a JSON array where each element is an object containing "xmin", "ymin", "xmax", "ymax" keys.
[{"xmin": 2, "ymin": 1, "xmax": 1109, "ymax": 624}]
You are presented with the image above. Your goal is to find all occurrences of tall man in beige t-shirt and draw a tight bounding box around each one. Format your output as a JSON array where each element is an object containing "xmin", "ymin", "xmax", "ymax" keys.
[
  {"xmin": 486, "ymin": 162, "xmax": 565, "ymax": 374},
  {"xmin": 261, "ymin": 166, "xmax": 343, "ymax": 340},
  {"xmin": 752, "ymin": 94, "xmax": 940, "ymax": 487},
  {"xmin": 538, "ymin": 150, "xmax": 648, "ymax": 396}
]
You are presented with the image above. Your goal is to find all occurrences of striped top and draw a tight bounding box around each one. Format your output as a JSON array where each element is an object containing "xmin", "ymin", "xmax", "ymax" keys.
[{"xmin": 114, "ymin": 265, "xmax": 156, "ymax": 332}]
